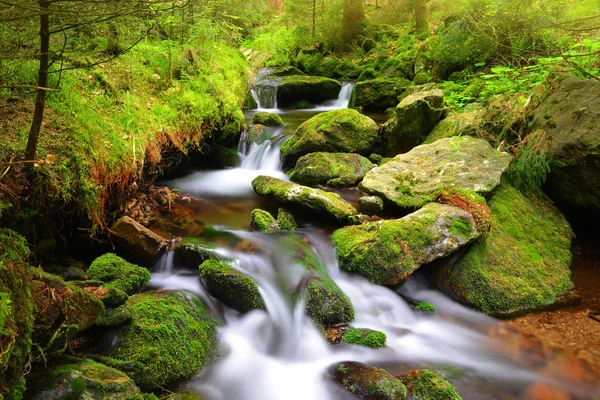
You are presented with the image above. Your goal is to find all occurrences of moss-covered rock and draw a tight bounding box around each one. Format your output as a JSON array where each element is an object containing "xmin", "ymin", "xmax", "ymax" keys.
[
  {"xmin": 381, "ymin": 89, "xmax": 446, "ymax": 155},
  {"xmin": 252, "ymin": 176, "xmax": 358, "ymax": 224},
  {"xmin": 329, "ymin": 362, "xmax": 407, "ymax": 400},
  {"xmin": 531, "ymin": 77, "xmax": 600, "ymax": 211},
  {"xmin": 399, "ymin": 369, "xmax": 461, "ymax": 400},
  {"xmin": 270, "ymin": 66, "xmax": 305, "ymax": 76},
  {"xmin": 251, "ymin": 209, "xmax": 280, "ymax": 233},
  {"xmin": 289, "ymin": 152, "xmax": 374, "ymax": 187},
  {"xmin": 214, "ymin": 109, "xmax": 245, "ymax": 147},
  {"xmin": 252, "ymin": 111, "xmax": 284, "ymax": 127},
  {"xmin": 96, "ymin": 304, "xmax": 133, "ymax": 327},
  {"xmin": 342, "ymin": 328, "xmax": 387, "ymax": 349},
  {"xmin": 349, "ymin": 78, "xmax": 410, "ymax": 112},
  {"xmin": 332, "ymin": 203, "xmax": 480, "ymax": 285},
  {"xmin": 280, "ymin": 109, "xmax": 378, "ymax": 167},
  {"xmin": 165, "ymin": 390, "xmax": 205, "ymax": 400},
  {"xmin": 277, "ymin": 75, "xmax": 342, "ymax": 108},
  {"xmin": 210, "ymin": 145, "xmax": 239, "ymax": 168},
  {"xmin": 101, "ymin": 291, "xmax": 219, "ymax": 390},
  {"xmin": 359, "ymin": 137, "xmax": 512, "ymax": 209},
  {"xmin": 276, "ymin": 208, "xmax": 297, "ymax": 231},
  {"xmin": 434, "ymin": 183, "xmax": 574, "ymax": 316},
  {"xmin": 172, "ymin": 238, "xmax": 217, "ymax": 270},
  {"xmin": 199, "ymin": 259, "xmax": 266, "ymax": 313},
  {"xmin": 356, "ymin": 67, "xmax": 377, "ymax": 82},
  {"xmin": 358, "ymin": 196, "xmax": 384, "ymax": 216},
  {"xmin": 423, "ymin": 110, "xmax": 484, "ymax": 144},
  {"xmin": 89, "ymin": 253, "xmax": 151, "ymax": 295},
  {"xmin": 25, "ymin": 356, "xmax": 140, "ymax": 399},
  {"xmin": 73, "ymin": 280, "xmax": 129, "ymax": 308},
  {"xmin": 415, "ymin": 302, "xmax": 436, "ymax": 313}
]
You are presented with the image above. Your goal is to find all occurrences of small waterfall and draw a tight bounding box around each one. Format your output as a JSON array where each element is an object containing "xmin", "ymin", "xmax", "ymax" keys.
[
  {"xmin": 252, "ymin": 68, "xmax": 281, "ymax": 110},
  {"xmin": 315, "ymin": 82, "xmax": 355, "ymax": 110},
  {"xmin": 239, "ymin": 127, "xmax": 285, "ymax": 171}
]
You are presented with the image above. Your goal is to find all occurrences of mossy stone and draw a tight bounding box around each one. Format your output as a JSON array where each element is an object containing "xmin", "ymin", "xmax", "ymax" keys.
[
  {"xmin": 434, "ymin": 183, "xmax": 574, "ymax": 316},
  {"xmin": 96, "ymin": 304, "xmax": 133, "ymax": 327},
  {"xmin": 399, "ymin": 369, "xmax": 461, "ymax": 400},
  {"xmin": 358, "ymin": 196, "xmax": 384, "ymax": 216},
  {"xmin": 276, "ymin": 208, "xmax": 297, "ymax": 231},
  {"xmin": 329, "ymin": 362, "xmax": 407, "ymax": 400},
  {"xmin": 277, "ymin": 75, "xmax": 342, "ymax": 108},
  {"xmin": 423, "ymin": 110, "xmax": 484, "ymax": 144},
  {"xmin": 342, "ymin": 328, "xmax": 387, "ymax": 349},
  {"xmin": 72, "ymin": 280, "xmax": 129, "ymax": 308},
  {"xmin": 290, "ymin": 152, "xmax": 374, "ymax": 187},
  {"xmin": 415, "ymin": 302, "xmax": 436, "ymax": 312},
  {"xmin": 250, "ymin": 209, "xmax": 279, "ymax": 233},
  {"xmin": 199, "ymin": 259, "xmax": 266, "ymax": 313},
  {"xmin": 211, "ymin": 145, "xmax": 239, "ymax": 168},
  {"xmin": 252, "ymin": 112, "xmax": 284, "ymax": 127},
  {"xmin": 88, "ymin": 253, "xmax": 151, "ymax": 295},
  {"xmin": 280, "ymin": 109, "xmax": 378, "ymax": 167},
  {"xmin": 349, "ymin": 78, "xmax": 410, "ymax": 112}
]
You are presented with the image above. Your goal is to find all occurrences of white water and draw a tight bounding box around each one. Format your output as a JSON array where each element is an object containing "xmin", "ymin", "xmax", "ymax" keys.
[
  {"xmin": 252, "ymin": 68, "xmax": 281, "ymax": 110},
  {"xmin": 312, "ymin": 82, "xmax": 355, "ymax": 111}
]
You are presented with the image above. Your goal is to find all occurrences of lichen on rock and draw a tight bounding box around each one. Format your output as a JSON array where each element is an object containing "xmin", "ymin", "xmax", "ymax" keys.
[{"xmin": 290, "ymin": 152, "xmax": 374, "ymax": 187}]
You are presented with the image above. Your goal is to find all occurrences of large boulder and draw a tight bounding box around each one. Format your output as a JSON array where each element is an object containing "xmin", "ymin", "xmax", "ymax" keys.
[
  {"xmin": 100, "ymin": 291, "xmax": 219, "ymax": 390},
  {"xmin": 423, "ymin": 109, "xmax": 484, "ymax": 144},
  {"xmin": 328, "ymin": 362, "xmax": 407, "ymax": 400},
  {"xmin": 381, "ymin": 89, "xmax": 445, "ymax": 155},
  {"xmin": 88, "ymin": 253, "xmax": 151, "ymax": 295},
  {"xmin": 280, "ymin": 109, "xmax": 378, "ymax": 167},
  {"xmin": 289, "ymin": 152, "xmax": 374, "ymax": 187},
  {"xmin": 348, "ymin": 78, "xmax": 410, "ymax": 112},
  {"xmin": 531, "ymin": 77, "xmax": 600, "ymax": 211},
  {"xmin": 359, "ymin": 137, "xmax": 512, "ymax": 209},
  {"xmin": 111, "ymin": 216, "xmax": 169, "ymax": 264},
  {"xmin": 25, "ymin": 356, "xmax": 140, "ymax": 399},
  {"xmin": 434, "ymin": 183, "xmax": 574, "ymax": 316},
  {"xmin": 252, "ymin": 176, "xmax": 358, "ymax": 224},
  {"xmin": 276, "ymin": 75, "xmax": 342, "ymax": 108},
  {"xmin": 252, "ymin": 111, "xmax": 284, "ymax": 127},
  {"xmin": 399, "ymin": 369, "xmax": 462, "ymax": 400},
  {"xmin": 332, "ymin": 203, "xmax": 481, "ymax": 285},
  {"xmin": 199, "ymin": 259, "xmax": 266, "ymax": 313}
]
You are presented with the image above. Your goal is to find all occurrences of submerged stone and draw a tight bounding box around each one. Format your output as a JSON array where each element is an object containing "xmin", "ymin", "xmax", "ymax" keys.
[
  {"xmin": 252, "ymin": 175, "xmax": 358, "ymax": 224},
  {"xmin": 349, "ymin": 78, "xmax": 410, "ymax": 112},
  {"xmin": 342, "ymin": 328, "xmax": 387, "ymax": 349},
  {"xmin": 399, "ymin": 369, "xmax": 462, "ymax": 400},
  {"xmin": 280, "ymin": 109, "xmax": 378, "ymax": 167},
  {"xmin": 332, "ymin": 203, "xmax": 480, "ymax": 285},
  {"xmin": 252, "ymin": 111, "xmax": 284, "ymax": 127},
  {"xmin": 88, "ymin": 253, "xmax": 151, "ymax": 295},
  {"xmin": 329, "ymin": 362, "xmax": 407, "ymax": 400},
  {"xmin": 277, "ymin": 75, "xmax": 342, "ymax": 108},
  {"xmin": 290, "ymin": 152, "xmax": 374, "ymax": 187},
  {"xmin": 359, "ymin": 137, "xmax": 512, "ymax": 209},
  {"xmin": 434, "ymin": 183, "xmax": 574, "ymax": 316},
  {"xmin": 199, "ymin": 259, "xmax": 266, "ymax": 313}
]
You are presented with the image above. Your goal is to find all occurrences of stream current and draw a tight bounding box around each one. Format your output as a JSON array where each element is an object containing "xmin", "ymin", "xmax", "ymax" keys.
[{"xmin": 150, "ymin": 80, "xmax": 599, "ymax": 399}]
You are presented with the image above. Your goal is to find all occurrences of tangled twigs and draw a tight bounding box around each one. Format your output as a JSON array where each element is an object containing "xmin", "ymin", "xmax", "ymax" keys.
[{"xmin": 589, "ymin": 311, "xmax": 600, "ymax": 324}]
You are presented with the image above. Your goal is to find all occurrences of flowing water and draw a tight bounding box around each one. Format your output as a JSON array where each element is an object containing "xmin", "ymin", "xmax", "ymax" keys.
[{"xmin": 150, "ymin": 80, "xmax": 600, "ymax": 399}]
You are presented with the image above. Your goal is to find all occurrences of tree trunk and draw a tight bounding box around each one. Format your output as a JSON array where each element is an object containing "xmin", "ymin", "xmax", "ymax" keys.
[
  {"xmin": 415, "ymin": 0, "xmax": 429, "ymax": 35},
  {"xmin": 312, "ymin": 0, "xmax": 316, "ymax": 38},
  {"xmin": 24, "ymin": 0, "xmax": 50, "ymax": 162}
]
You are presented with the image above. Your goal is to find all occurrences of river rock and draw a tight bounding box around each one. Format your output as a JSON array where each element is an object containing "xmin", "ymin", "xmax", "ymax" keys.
[
  {"xmin": 332, "ymin": 203, "xmax": 480, "ymax": 285},
  {"xmin": 349, "ymin": 78, "xmax": 410, "ymax": 112},
  {"xmin": 423, "ymin": 109, "xmax": 484, "ymax": 144},
  {"xmin": 341, "ymin": 327, "xmax": 387, "ymax": 349},
  {"xmin": 252, "ymin": 111, "xmax": 284, "ymax": 127},
  {"xmin": 251, "ymin": 209, "xmax": 279, "ymax": 233},
  {"xmin": 381, "ymin": 89, "xmax": 445, "ymax": 155},
  {"xmin": 329, "ymin": 362, "xmax": 407, "ymax": 400},
  {"xmin": 399, "ymin": 369, "xmax": 461, "ymax": 400},
  {"xmin": 270, "ymin": 66, "xmax": 304, "ymax": 76},
  {"xmin": 24, "ymin": 356, "xmax": 140, "ymax": 399},
  {"xmin": 277, "ymin": 75, "xmax": 342, "ymax": 108},
  {"xmin": 100, "ymin": 291, "xmax": 219, "ymax": 390},
  {"xmin": 252, "ymin": 176, "xmax": 358, "ymax": 224},
  {"xmin": 173, "ymin": 238, "xmax": 217, "ymax": 269},
  {"xmin": 289, "ymin": 152, "xmax": 374, "ymax": 187},
  {"xmin": 280, "ymin": 109, "xmax": 378, "ymax": 167},
  {"xmin": 111, "ymin": 216, "xmax": 168, "ymax": 264},
  {"xmin": 434, "ymin": 183, "xmax": 574, "ymax": 316},
  {"xmin": 531, "ymin": 77, "xmax": 600, "ymax": 211},
  {"xmin": 359, "ymin": 137, "xmax": 512, "ymax": 209},
  {"xmin": 73, "ymin": 280, "xmax": 129, "ymax": 308},
  {"xmin": 358, "ymin": 196, "xmax": 384, "ymax": 216},
  {"xmin": 200, "ymin": 259, "xmax": 266, "ymax": 313},
  {"xmin": 88, "ymin": 253, "xmax": 151, "ymax": 295},
  {"xmin": 276, "ymin": 207, "xmax": 297, "ymax": 231}
]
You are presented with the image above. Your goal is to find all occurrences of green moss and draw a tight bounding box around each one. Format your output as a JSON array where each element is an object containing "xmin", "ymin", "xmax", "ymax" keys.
[
  {"xmin": 88, "ymin": 253, "xmax": 151, "ymax": 295},
  {"xmin": 277, "ymin": 75, "xmax": 342, "ymax": 107},
  {"xmin": 416, "ymin": 302, "xmax": 436, "ymax": 312},
  {"xmin": 295, "ymin": 100, "xmax": 315, "ymax": 109},
  {"xmin": 199, "ymin": 259, "xmax": 266, "ymax": 313},
  {"xmin": 250, "ymin": 209, "xmax": 279, "ymax": 233},
  {"xmin": 342, "ymin": 328, "xmax": 387, "ymax": 349},
  {"xmin": 436, "ymin": 182, "xmax": 574, "ymax": 316},
  {"xmin": 289, "ymin": 152, "xmax": 374, "ymax": 187},
  {"xmin": 276, "ymin": 208, "xmax": 297, "ymax": 231},
  {"xmin": 400, "ymin": 369, "xmax": 461, "ymax": 400},
  {"xmin": 252, "ymin": 112, "xmax": 284, "ymax": 127},
  {"xmin": 211, "ymin": 145, "xmax": 239, "ymax": 168},
  {"xmin": 349, "ymin": 78, "xmax": 410, "ymax": 112},
  {"xmin": 450, "ymin": 219, "xmax": 472, "ymax": 239},
  {"xmin": 330, "ymin": 362, "xmax": 407, "ymax": 400},
  {"xmin": 103, "ymin": 291, "xmax": 219, "ymax": 390}
]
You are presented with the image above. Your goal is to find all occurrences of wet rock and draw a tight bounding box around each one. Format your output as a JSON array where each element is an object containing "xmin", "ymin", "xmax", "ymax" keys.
[
  {"xmin": 349, "ymin": 78, "xmax": 410, "ymax": 112},
  {"xmin": 270, "ymin": 66, "xmax": 304, "ymax": 77},
  {"xmin": 531, "ymin": 77, "xmax": 600, "ymax": 211},
  {"xmin": 173, "ymin": 238, "xmax": 217, "ymax": 269},
  {"xmin": 74, "ymin": 280, "xmax": 129, "ymax": 308},
  {"xmin": 199, "ymin": 259, "xmax": 266, "ymax": 313},
  {"xmin": 359, "ymin": 137, "xmax": 512, "ymax": 209},
  {"xmin": 96, "ymin": 304, "xmax": 133, "ymax": 327},
  {"xmin": 111, "ymin": 216, "xmax": 169, "ymax": 263},
  {"xmin": 342, "ymin": 327, "xmax": 387, "ymax": 349},
  {"xmin": 251, "ymin": 209, "xmax": 279, "ymax": 233},
  {"xmin": 434, "ymin": 183, "xmax": 574, "ymax": 316},
  {"xmin": 358, "ymin": 196, "xmax": 384, "ymax": 216},
  {"xmin": 280, "ymin": 109, "xmax": 378, "ymax": 167},
  {"xmin": 415, "ymin": 302, "xmax": 436, "ymax": 313},
  {"xmin": 88, "ymin": 253, "xmax": 151, "ymax": 295},
  {"xmin": 328, "ymin": 362, "xmax": 407, "ymax": 400},
  {"xmin": 252, "ymin": 111, "xmax": 284, "ymax": 127},
  {"xmin": 276, "ymin": 208, "xmax": 297, "ymax": 231},
  {"xmin": 277, "ymin": 75, "xmax": 342, "ymax": 108},
  {"xmin": 210, "ymin": 145, "xmax": 239, "ymax": 168},
  {"xmin": 35, "ymin": 238, "xmax": 56, "ymax": 259},
  {"xmin": 42, "ymin": 262, "xmax": 88, "ymax": 281},
  {"xmin": 289, "ymin": 152, "xmax": 374, "ymax": 187},
  {"xmin": 332, "ymin": 203, "xmax": 480, "ymax": 285},
  {"xmin": 99, "ymin": 291, "xmax": 219, "ymax": 390},
  {"xmin": 381, "ymin": 89, "xmax": 445, "ymax": 155},
  {"xmin": 245, "ymin": 124, "xmax": 267, "ymax": 148},
  {"xmin": 423, "ymin": 109, "xmax": 484, "ymax": 144},
  {"xmin": 214, "ymin": 109, "xmax": 245, "ymax": 147},
  {"xmin": 24, "ymin": 356, "xmax": 140, "ymax": 399},
  {"xmin": 252, "ymin": 175, "xmax": 358, "ymax": 224},
  {"xmin": 398, "ymin": 369, "xmax": 461, "ymax": 400}
]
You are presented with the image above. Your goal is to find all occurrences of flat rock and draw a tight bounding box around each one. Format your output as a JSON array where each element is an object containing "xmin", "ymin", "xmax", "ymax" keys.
[
  {"xmin": 359, "ymin": 137, "xmax": 512, "ymax": 209},
  {"xmin": 111, "ymin": 216, "xmax": 168, "ymax": 264}
]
